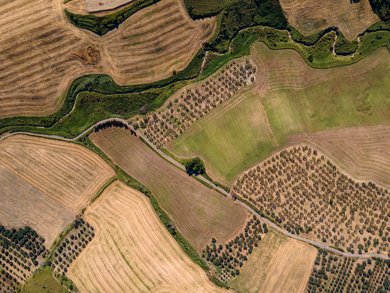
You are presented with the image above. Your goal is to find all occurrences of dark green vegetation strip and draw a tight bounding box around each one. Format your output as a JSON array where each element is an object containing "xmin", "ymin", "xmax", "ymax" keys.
[
  {"xmin": 78, "ymin": 137, "xmax": 211, "ymax": 275},
  {"xmin": 0, "ymin": 48, "xmax": 205, "ymax": 137},
  {"xmin": 65, "ymin": 0, "xmax": 160, "ymax": 36},
  {"xmin": 200, "ymin": 0, "xmax": 288, "ymax": 53},
  {"xmin": 1, "ymin": 25, "xmax": 389, "ymax": 138},
  {"xmin": 369, "ymin": 0, "xmax": 390, "ymax": 21}
]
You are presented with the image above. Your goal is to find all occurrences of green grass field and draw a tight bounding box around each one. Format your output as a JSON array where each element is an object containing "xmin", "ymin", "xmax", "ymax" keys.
[
  {"xmin": 21, "ymin": 267, "xmax": 66, "ymax": 293},
  {"xmin": 170, "ymin": 91, "xmax": 275, "ymax": 184},
  {"xmin": 169, "ymin": 44, "xmax": 390, "ymax": 185}
]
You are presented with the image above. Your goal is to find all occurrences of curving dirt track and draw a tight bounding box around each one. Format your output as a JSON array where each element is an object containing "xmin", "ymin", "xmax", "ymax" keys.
[
  {"xmin": 68, "ymin": 181, "xmax": 225, "ymax": 292},
  {"xmin": 0, "ymin": 134, "xmax": 114, "ymax": 245},
  {"xmin": 0, "ymin": 0, "xmax": 216, "ymax": 118},
  {"xmin": 280, "ymin": 0, "xmax": 379, "ymax": 40},
  {"xmin": 90, "ymin": 127, "xmax": 248, "ymax": 250},
  {"xmin": 289, "ymin": 124, "xmax": 390, "ymax": 190}
]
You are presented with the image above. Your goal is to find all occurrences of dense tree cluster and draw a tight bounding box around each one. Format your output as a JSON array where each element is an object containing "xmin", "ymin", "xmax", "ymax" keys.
[
  {"xmin": 232, "ymin": 145, "xmax": 390, "ymax": 256},
  {"xmin": 52, "ymin": 217, "xmax": 95, "ymax": 277},
  {"xmin": 0, "ymin": 226, "xmax": 47, "ymax": 291},
  {"xmin": 202, "ymin": 215, "xmax": 267, "ymax": 282},
  {"xmin": 308, "ymin": 250, "xmax": 390, "ymax": 292},
  {"xmin": 133, "ymin": 59, "xmax": 256, "ymax": 148},
  {"xmin": 184, "ymin": 158, "xmax": 205, "ymax": 176},
  {"xmin": 94, "ymin": 120, "xmax": 129, "ymax": 132},
  {"xmin": 369, "ymin": 0, "xmax": 390, "ymax": 21}
]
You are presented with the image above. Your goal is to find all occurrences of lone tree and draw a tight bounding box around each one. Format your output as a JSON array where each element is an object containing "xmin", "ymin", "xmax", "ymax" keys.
[{"xmin": 184, "ymin": 158, "xmax": 205, "ymax": 176}]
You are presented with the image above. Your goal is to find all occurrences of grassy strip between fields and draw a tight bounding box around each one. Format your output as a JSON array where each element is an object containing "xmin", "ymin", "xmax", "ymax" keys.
[
  {"xmin": 21, "ymin": 266, "xmax": 67, "ymax": 293},
  {"xmin": 74, "ymin": 136, "xmax": 233, "ymax": 288},
  {"xmin": 1, "ymin": 23, "xmax": 389, "ymax": 139},
  {"xmin": 65, "ymin": 0, "xmax": 160, "ymax": 36}
]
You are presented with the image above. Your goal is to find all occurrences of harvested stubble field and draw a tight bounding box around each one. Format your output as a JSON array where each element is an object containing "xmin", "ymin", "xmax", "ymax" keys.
[
  {"xmin": 0, "ymin": 135, "xmax": 114, "ymax": 246},
  {"xmin": 90, "ymin": 127, "xmax": 248, "ymax": 250},
  {"xmin": 232, "ymin": 145, "xmax": 390, "ymax": 256},
  {"xmin": 0, "ymin": 0, "xmax": 215, "ymax": 118},
  {"xmin": 230, "ymin": 230, "xmax": 317, "ymax": 293},
  {"xmin": 290, "ymin": 124, "xmax": 390, "ymax": 190},
  {"xmin": 280, "ymin": 0, "xmax": 379, "ymax": 40},
  {"xmin": 68, "ymin": 181, "xmax": 225, "ymax": 292},
  {"xmin": 169, "ymin": 43, "xmax": 390, "ymax": 185}
]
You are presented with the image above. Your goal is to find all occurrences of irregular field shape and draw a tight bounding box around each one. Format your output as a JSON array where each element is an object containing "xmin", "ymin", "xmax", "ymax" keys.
[
  {"xmin": 90, "ymin": 127, "xmax": 248, "ymax": 250},
  {"xmin": 168, "ymin": 43, "xmax": 390, "ymax": 184},
  {"xmin": 231, "ymin": 230, "xmax": 317, "ymax": 293},
  {"xmin": 0, "ymin": 166, "xmax": 73, "ymax": 247},
  {"xmin": 86, "ymin": 0, "xmax": 135, "ymax": 12},
  {"xmin": 280, "ymin": 0, "xmax": 379, "ymax": 40},
  {"xmin": 68, "ymin": 181, "xmax": 225, "ymax": 293},
  {"xmin": 0, "ymin": 135, "xmax": 114, "ymax": 212},
  {"xmin": 0, "ymin": 135, "xmax": 114, "ymax": 246},
  {"xmin": 0, "ymin": 0, "xmax": 215, "ymax": 118},
  {"xmin": 289, "ymin": 124, "xmax": 390, "ymax": 190},
  {"xmin": 232, "ymin": 145, "xmax": 390, "ymax": 255}
]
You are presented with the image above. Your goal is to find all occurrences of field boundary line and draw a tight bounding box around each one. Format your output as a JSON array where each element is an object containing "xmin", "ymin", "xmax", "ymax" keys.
[{"xmin": 2, "ymin": 119, "xmax": 389, "ymax": 261}]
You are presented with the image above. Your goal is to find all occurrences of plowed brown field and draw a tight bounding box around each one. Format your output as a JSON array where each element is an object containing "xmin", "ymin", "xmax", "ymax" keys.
[
  {"xmin": 290, "ymin": 124, "xmax": 390, "ymax": 190},
  {"xmin": 90, "ymin": 127, "xmax": 248, "ymax": 250},
  {"xmin": 0, "ymin": 0, "xmax": 215, "ymax": 118},
  {"xmin": 280, "ymin": 0, "xmax": 378, "ymax": 40},
  {"xmin": 68, "ymin": 181, "xmax": 225, "ymax": 292},
  {"xmin": 0, "ymin": 135, "xmax": 114, "ymax": 246}
]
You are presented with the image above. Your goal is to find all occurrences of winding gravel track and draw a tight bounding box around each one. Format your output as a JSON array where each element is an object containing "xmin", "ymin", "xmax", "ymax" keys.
[{"xmin": 1, "ymin": 118, "xmax": 388, "ymax": 260}]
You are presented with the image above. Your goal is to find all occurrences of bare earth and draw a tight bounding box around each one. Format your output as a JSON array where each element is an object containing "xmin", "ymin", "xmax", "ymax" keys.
[
  {"xmin": 0, "ymin": 0, "xmax": 216, "ymax": 118},
  {"xmin": 231, "ymin": 230, "xmax": 317, "ymax": 293},
  {"xmin": 0, "ymin": 134, "xmax": 114, "ymax": 246},
  {"xmin": 68, "ymin": 181, "xmax": 225, "ymax": 292},
  {"xmin": 85, "ymin": 0, "xmax": 135, "ymax": 12},
  {"xmin": 0, "ymin": 165, "xmax": 73, "ymax": 247},
  {"xmin": 280, "ymin": 0, "xmax": 379, "ymax": 40},
  {"xmin": 91, "ymin": 127, "xmax": 248, "ymax": 250},
  {"xmin": 289, "ymin": 124, "xmax": 390, "ymax": 190}
]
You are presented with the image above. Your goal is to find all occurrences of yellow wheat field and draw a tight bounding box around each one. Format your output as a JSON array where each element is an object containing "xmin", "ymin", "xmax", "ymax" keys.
[
  {"xmin": 231, "ymin": 230, "xmax": 317, "ymax": 293},
  {"xmin": 0, "ymin": 135, "xmax": 114, "ymax": 246},
  {"xmin": 68, "ymin": 181, "xmax": 225, "ymax": 293},
  {"xmin": 280, "ymin": 0, "xmax": 378, "ymax": 40},
  {"xmin": 0, "ymin": 0, "xmax": 216, "ymax": 118}
]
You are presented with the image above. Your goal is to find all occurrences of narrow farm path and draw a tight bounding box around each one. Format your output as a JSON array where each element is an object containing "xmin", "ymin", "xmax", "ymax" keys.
[{"xmin": 1, "ymin": 119, "xmax": 389, "ymax": 261}]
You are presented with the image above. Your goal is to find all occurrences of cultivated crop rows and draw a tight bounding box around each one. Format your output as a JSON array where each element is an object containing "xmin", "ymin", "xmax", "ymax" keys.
[
  {"xmin": 232, "ymin": 145, "xmax": 390, "ymax": 256},
  {"xmin": 134, "ymin": 59, "xmax": 257, "ymax": 148},
  {"xmin": 52, "ymin": 217, "xmax": 95, "ymax": 277},
  {"xmin": 307, "ymin": 250, "xmax": 390, "ymax": 292},
  {"xmin": 0, "ymin": 226, "xmax": 47, "ymax": 292},
  {"xmin": 202, "ymin": 215, "xmax": 268, "ymax": 282}
]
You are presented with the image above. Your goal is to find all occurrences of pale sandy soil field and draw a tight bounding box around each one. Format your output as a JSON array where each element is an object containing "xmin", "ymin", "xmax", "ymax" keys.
[
  {"xmin": 0, "ymin": 0, "xmax": 215, "ymax": 118},
  {"xmin": 90, "ymin": 127, "xmax": 248, "ymax": 250},
  {"xmin": 230, "ymin": 230, "xmax": 317, "ymax": 293},
  {"xmin": 68, "ymin": 181, "xmax": 225, "ymax": 293},
  {"xmin": 290, "ymin": 124, "xmax": 390, "ymax": 190},
  {"xmin": 0, "ymin": 165, "xmax": 73, "ymax": 247},
  {"xmin": 0, "ymin": 134, "xmax": 114, "ymax": 246},
  {"xmin": 85, "ymin": 0, "xmax": 135, "ymax": 12},
  {"xmin": 280, "ymin": 0, "xmax": 379, "ymax": 40}
]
